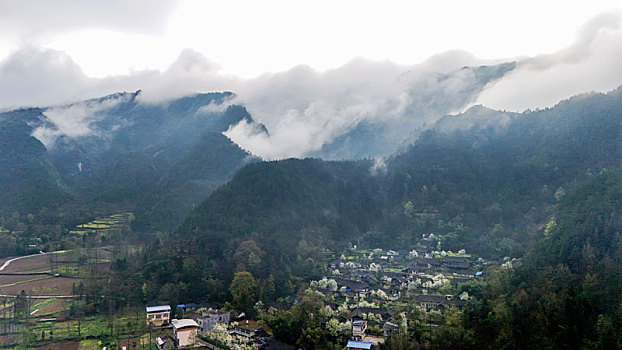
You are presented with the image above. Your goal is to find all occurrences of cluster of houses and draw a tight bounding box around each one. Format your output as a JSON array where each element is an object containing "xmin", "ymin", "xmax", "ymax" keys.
[
  {"xmin": 146, "ymin": 305, "xmax": 288, "ymax": 349},
  {"xmin": 305, "ymin": 246, "xmax": 490, "ymax": 348},
  {"xmin": 326, "ymin": 246, "xmax": 483, "ymax": 309},
  {"xmin": 146, "ymin": 305, "xmax": 199, "ymax": 348},
  {"xmin": 143, "ymin": 245, "xmax": 489, "ymax": 349}
]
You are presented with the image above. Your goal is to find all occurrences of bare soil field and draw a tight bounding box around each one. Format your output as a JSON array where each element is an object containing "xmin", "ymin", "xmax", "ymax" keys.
[
  {"xmin": 0, "ymin": 274, "xmax": 49, "ymax": 286},
  {"xmin": 0, "ymin": 252, "xmax": 93, "ymax": 297},
  {"xmin": 0, "ymin": 275, "xmax": 78, "ymax": 296},
  {"xmin": 36, "ymin": 342, "xmax": 80, "ymax": 350},
  {"xmin": 1, "ymin": 254, "xmax": 52, "ymax": 273}
]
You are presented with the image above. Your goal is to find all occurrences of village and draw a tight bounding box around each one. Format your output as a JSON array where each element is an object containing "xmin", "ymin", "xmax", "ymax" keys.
[{"xmin": 140, "ymin": 234, "xmax": 507, "ymax": 350}]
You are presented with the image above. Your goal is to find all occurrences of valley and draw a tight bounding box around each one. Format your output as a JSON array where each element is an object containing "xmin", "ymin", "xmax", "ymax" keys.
[{"xmin": 0, "ymin": 87, "xmax": 620, "ymax": 349}]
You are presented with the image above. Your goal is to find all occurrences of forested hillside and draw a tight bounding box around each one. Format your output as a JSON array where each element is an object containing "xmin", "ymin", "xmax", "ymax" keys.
[
  {"xmin": 452, "ymin": 172, "xmax": 622, "ymax": 349},
  {"xmin": 0, "ymin": 92, "xmax": 258, "ymax": 236},
  {"xmin": 32, "ymin": 87, "xmax": 620, "ymax": 349},
  {"xmin": 176, "ymin": 87, "xmax": 622, "ymax": 267}
]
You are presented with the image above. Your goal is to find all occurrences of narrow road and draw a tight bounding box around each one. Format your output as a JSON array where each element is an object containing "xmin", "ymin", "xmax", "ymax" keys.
[
  {"xmin": 0, "ymin": 294, "xmax": 75, "ymax": 299},
  {"xmin": 0, "ymin": 251, "xmax": 74, "ymax": 299},
  {"xmin": 0, "ymin": 252, "xmax": 49, "ymax": 272}
]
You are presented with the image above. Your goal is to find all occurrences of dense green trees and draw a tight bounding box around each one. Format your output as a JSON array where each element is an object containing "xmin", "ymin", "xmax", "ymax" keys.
[
  {"xmin": 450, "ymin": 173, "xmax": 622, "ymax": 349},
  {"xmin": 229, "ymin": 271, "xmax": 259, "ymax": 315}
]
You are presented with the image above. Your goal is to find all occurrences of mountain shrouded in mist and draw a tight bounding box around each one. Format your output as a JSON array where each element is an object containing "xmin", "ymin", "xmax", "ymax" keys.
[
  {"xmin": 0, "ymin": 91, "xmax": 258, "ymax": 229},
  {"xmin": 0, "ymin": 57, "xmax": 517, "ymax": 228},
  {"xmin": 178, "ymin": 86, "xmax": 622, "ymax": 259}
]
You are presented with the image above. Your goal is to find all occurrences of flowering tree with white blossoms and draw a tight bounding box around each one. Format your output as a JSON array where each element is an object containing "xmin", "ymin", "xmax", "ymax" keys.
[
  {"xmin": 326, "ymin": 318, "xmax": 352, "ymax": 337},
  {"xmin": 369, "ymin": 262, "xmax": 381, "ymax": 272},
  {"xmin": 407, "ymin": 250, "xmax": 419, "ymax": 259},
  {"xmin": 204, "ymin": 323, "xmax": 257, "ymax": 350}
]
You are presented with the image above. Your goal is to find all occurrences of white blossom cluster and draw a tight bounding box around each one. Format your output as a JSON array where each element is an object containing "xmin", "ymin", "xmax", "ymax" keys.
[
  {"xmin": 339, "ymin": 261, "xmax": 361, "ymax": 269},
  {"xmin": 356, "ymin": 300, "xmax": 379, "ymax": 308},
  {"xmin": 421, "ymin": 273, "xmax": 449, "ymax": 289},
  {"xmin": 309, "ymin": 277, "xmax": 338, "ymax": 291},
  {"xmin": 407, "ymin": 250, "xmax": 419, "ymax": 259},
  {"xmin": 203, "ymin": 323, "xmax": 257, "ymax": 350},
  {"xmin": 326, "ymin": 318, "xmax": 352, "ymax": 337},
  {"xmin": 370, "ymin": 289, "xmax": 388, "ymax": 300}
]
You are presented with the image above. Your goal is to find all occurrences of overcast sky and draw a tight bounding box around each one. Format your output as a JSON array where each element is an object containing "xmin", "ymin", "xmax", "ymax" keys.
[
  {"xmin": 1, "ymin": 0, "xmax": 622, "ymax": 158},
  {"xmin": 0, "ymin": 0, "xmax": 618, "ymax": 76}
]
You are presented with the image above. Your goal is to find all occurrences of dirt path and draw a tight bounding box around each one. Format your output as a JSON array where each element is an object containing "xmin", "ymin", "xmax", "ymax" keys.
[{"xmin": 0, "ymin": 252, "xmax": 48, "ymax": 272}]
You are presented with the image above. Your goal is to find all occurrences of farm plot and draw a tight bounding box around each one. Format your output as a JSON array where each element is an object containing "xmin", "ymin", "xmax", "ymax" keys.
[
  {"xmin": 0, "ymin": 250, "xmax": 94, "ymax": 297},
  {"xmin": 33, "ymin": 298, "xmax": 71, "ymax": 317},
  {"xmin": 0, "ymin": 275, "xmax": 76, "ymax": 296},
  {"xmin": 0, "ymin": 253, "xmax": 53, "ymax": 273},
  {"xmin": 70, "ymin": 213, "xmax": 133, "ymax": 241}
]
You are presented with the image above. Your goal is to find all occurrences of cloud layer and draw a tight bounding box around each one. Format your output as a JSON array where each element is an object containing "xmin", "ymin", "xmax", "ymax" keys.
[
  {"xmin": 226, "ymin": 53, "xmax": 496, "ymax": 159},
  {"xmin": 32, "ymin": 93, "xmax": 132, "ymax": 148},
  {"xmin": 475, "ymin": 11, "xmax": 622, "ymax": 111},
  {"xmin": 0, "ymin": 0, "xmax": 177, "ymax": 40},
  {"xmin": 1, "ymin": 12, "xmax": 621, "ymax": 159}
]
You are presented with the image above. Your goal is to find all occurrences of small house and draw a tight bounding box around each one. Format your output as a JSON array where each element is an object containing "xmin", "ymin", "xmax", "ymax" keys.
[
  {"xmin": 417, "ymin": 294, "xmax": 467, "ymax": 309},
  {"xmin": 172, "ymin": 319, "xmax": 199, "ymax": 348},
  {"xmin": 352, "ymin": 320, "xmax": 367, "ymax": 340},
  {"xmin": 146, "ymin": 305, "xmax": 171, "ymax": 327},
  {"xmin": 197, "ymin": 309, "xmax": 230, "ymax": 332}
]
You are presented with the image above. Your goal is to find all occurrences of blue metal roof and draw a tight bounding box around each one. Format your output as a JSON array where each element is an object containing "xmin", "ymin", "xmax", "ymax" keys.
[{"xmin": 346, "ymin": 340, "xmax": 373, "ymax": 349}]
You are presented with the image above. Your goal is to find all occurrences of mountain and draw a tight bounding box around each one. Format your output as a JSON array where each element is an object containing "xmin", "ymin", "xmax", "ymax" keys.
[
  {"xmin": 0, "ymin": 91, "xmax": 258, "ymax": 229},
  {"xmin": 310, "ymin": 62, "xmax": 516, "ymax": 160},
  {"xmin": 174, "ymin": 87, "xmax": 622, "ymax": 282},
  {"xmin": 0, "ymin": 109, "xmax": 71, "ymax": 214}
]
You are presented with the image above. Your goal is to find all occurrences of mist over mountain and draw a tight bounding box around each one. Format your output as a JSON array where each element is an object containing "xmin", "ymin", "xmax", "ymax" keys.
[
  {"xmin": 308, "ymin": 62, "xmax": 516, "ymax": 159},
  {"xmin": 0, "ymin": 55, "xmax": 518, "ymax": 229},
  {"xmin": 178, "ymin": 86, "xmax": 622, "ymax": 258},
  {"xmin": 224, "ymin": 56, "xmax": 517, "ymax": 160},
  {"xmin": 0, "ymin": 91, "xmax": 258, "ymax": 229}
]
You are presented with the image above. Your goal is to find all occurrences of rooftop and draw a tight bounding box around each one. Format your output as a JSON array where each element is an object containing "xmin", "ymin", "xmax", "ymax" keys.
[
  {"xmin": 172, "ymin": 319, "xmax": 199, "ymax": 330},
  {"xmin": 346, "ymin": 340, "xmax": 373, "ymax": 349},
  {"xmin": 146, "ymin": 305, "xmax": 171, "ymax": 313}
]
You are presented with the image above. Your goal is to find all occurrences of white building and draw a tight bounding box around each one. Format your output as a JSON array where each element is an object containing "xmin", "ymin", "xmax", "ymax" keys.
[
  {"xmin": 172, "ymin": 319, "xmax": 199, "ymax": 348},
  {"xmin": 146, "ymin": 305, "xmax": 171, "ymax": 326},
  {"xmin": 197, "ymin": 309, "xmax": 230, "ymax": 332}
]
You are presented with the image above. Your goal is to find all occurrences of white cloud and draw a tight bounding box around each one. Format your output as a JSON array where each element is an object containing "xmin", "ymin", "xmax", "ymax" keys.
[
  {"xmin": 0, "ymin": 48, "xmax": 505, "ymax": 159},
  {"xmin": 0, "ymin": 47, "xmax": 91, "ymax": 109},
  {"xmin": 370, "ymin": 158, "xmax": 388, "ymax": 176},
  {"xmin": 33, "ymin": 94, "xmax": 132, "ymax": 148},
  {"xmin": 476, "ymin": 12, "xmax": 622, "ymax": 112},
  {"xmin": 196, "ymin": 100, "xmax": 232, "ymax": 115},
  {"xmin": 225, "ymin": 52, "xmax": 497, "ymax": 159},
  {"xmin": 2, "ymin": 12, "xmax": 622, "ymax": 160}
]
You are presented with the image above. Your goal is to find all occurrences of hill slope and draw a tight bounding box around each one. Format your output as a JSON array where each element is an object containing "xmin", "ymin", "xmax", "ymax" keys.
[
  {"xmin": 176, "ymin": 87, "xmax": 622, "ymax": 279},
  {"xmin": 0, "ymin": 92, "xmax": 258, "ymax": 231}
]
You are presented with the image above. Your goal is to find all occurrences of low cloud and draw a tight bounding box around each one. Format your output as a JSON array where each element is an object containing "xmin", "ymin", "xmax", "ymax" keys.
[
  {"xmin": 2, "ymin": 12, "xmax": 622, "ymax": 160},
  {"xmin": 370, "ymin": 158, "xmax": 388, "ymax": 176},
  {"xmin": 0, "ymin": 48, "xmax": 232, "ymax": 110},
  {"xmin": 196, "ymin": 100, "xmax": 232, "ymax": 115},
  {"xmin": 476, "ymin": 12, "xmax": 622, "ymax": 112},
  {"xmin": 32, "ymin": 93, "xmax": 132, "ymax": 148},
  {"xmin": 1, "ymin": 47, "xmax": 495, "ymax": 160},
  {"xmin": 0, "ymin": 47, "xmax": 92, "ymax": 109},
  {"xmin": 226, "ymin": 53, "xmax": 499, "ymax": 159}
]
